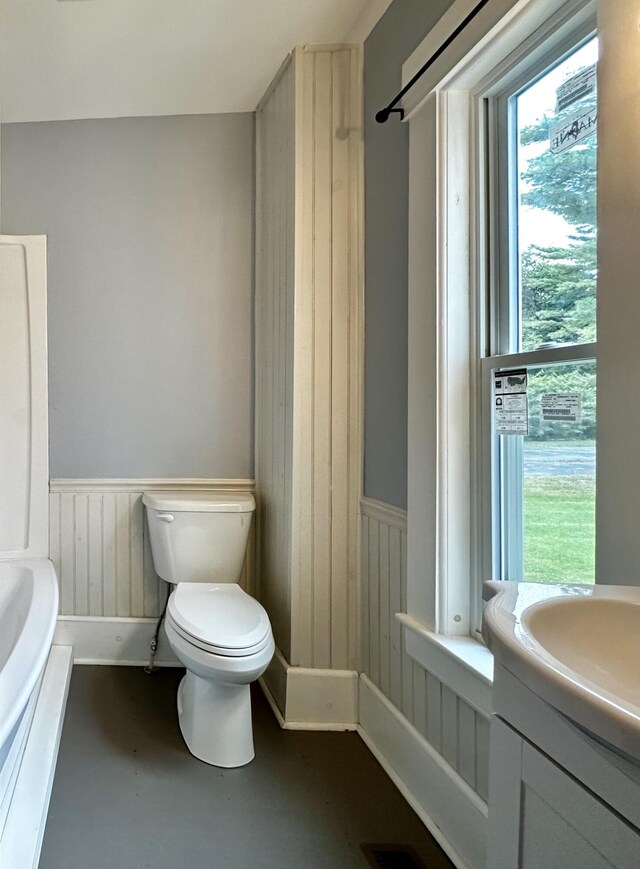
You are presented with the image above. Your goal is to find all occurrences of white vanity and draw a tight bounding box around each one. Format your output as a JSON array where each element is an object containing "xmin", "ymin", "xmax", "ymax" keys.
[{"xmin": 483, "ymin": 582, "xmax": 640, "ymax": 869}]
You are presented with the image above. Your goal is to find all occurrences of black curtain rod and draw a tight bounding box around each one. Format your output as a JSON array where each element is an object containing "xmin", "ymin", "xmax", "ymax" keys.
[{"xmin": 375, "ymin": 0, "xmax": 492, "ymax": 123}]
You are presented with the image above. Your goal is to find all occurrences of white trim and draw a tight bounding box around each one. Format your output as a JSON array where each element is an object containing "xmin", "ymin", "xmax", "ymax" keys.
[
  {"xmin": 360, "ymin": 497, "xmax": 407, "ymax": 531},
  {"xmin": 258, "ymin": 677, "xmax": 287, "ymax": 729},
  {"xmin": 0, "ymin": 646, "xmax": 73, "ymax": 869},
  {"xmin": 260, "ymin": 646, "xmax": 358, "ymax": 730},
  {"xmin": 397, "ymin": 614, "xmax": 493, "ymax": 718},
  {"xmin": 53, "ymin": 616, "xmax": 181, "ymax": 667},
  {"xmin": 343, "ymin": 0, "xmax": 393, "ymax": 44},
  {"xmin": 286, "ymin": 666, "xmax": 358, "ymax": 730},
  {"xmin": 49, "ymin": 478, "xmax": 255, "ymax": 494},
  {"xmin": 435, "ymin": 88, "xmax": 474, "ymax": 635},
  {"xmin": 358, "ymin": 675, "xmax": 487, "ymax": 869}
]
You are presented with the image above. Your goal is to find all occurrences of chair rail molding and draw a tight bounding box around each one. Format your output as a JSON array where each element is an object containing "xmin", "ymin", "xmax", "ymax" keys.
[{"xmin": 50, "ymin": 478, "xmax": 254, "ymax": 494}]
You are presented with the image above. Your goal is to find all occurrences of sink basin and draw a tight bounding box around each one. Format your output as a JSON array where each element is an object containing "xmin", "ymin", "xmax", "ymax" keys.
[{"xmin": 483, "ymin": 582, "xmax": 640, "ymax": 763}]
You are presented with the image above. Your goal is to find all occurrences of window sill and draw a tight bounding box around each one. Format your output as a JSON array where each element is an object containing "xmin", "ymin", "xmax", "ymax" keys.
[{"xmin": 396, "ymin": 613, "xmax": 494, "ymax": 718}]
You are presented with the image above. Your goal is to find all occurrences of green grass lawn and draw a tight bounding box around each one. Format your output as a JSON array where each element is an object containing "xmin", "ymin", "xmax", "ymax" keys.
[{"xmin": 524, "ymin": 475, "xmax": 595, "ymax": 583}]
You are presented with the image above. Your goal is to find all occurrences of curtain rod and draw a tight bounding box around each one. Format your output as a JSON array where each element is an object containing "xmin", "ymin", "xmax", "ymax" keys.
[{"xmin": 375, "ymin": 0, "xmax": 492, "ymax": 123}]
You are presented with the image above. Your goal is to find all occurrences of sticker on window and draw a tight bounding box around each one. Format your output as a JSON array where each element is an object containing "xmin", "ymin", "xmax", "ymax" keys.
[
  {"xmin": 494, "ymin": 369, "xmax": 528, "ymax": 435},
  {"xmin": 556, "ymin": 64, "xmax": 596, "ymax": 113},
  {"xmin": 541, "ymin": 393, "xmax": 582, "ymax": 422},
  {"xmin": 549, "ymin": 107, "xmax": 597, "ymax": 154}
]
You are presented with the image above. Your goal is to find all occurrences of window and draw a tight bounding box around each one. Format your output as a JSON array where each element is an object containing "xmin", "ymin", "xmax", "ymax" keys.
[
  {"xmin": 482, "ymin": 33, "xmax": 598, "ymax": 586},
  {"xmin": 404, "ymin": 0, "xmax": 598, "ymax": 649}
]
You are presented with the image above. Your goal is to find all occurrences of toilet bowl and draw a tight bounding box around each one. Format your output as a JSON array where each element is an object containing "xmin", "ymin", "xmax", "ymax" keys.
[{"xmin": 142, "ymin": 491, "xmax": 274, "ymax": 768}]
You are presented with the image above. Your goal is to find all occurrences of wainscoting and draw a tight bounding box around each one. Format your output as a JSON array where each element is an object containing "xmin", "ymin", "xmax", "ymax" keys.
[
  {"xmin": 359, "ymin": 497, "xmax": 490, "ymax": 868},
  {"xmin": 359, "ymin": 497, "xmax": 490, "ymax": 800},
  {"xmin": 49, "ymin": 479, "xmax": 255, "ymax": 619}
]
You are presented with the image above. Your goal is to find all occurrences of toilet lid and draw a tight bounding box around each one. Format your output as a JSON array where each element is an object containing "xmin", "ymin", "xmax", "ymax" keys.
[{"xmin": 168, "ymin": 584, "xmax": 271, "ymax": 651}]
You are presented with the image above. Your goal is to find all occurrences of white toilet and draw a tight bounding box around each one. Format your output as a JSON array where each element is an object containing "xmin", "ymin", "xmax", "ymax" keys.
[{"xmin": 142, "ymin": 491, "xmax": 274, "ymax": 768}]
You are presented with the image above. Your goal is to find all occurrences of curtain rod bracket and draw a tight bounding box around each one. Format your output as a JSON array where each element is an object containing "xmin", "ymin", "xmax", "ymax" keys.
[
  {"xmin": 375, "ymin": 107, "xmax": 405, "ymax": 124},
  {"xmin": 374, "ymin": 0, "xmax": 491, "ymax": 126}
]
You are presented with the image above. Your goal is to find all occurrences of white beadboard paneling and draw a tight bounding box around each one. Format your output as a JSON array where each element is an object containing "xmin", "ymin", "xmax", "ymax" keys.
[
  {"xmin": 426, "ymin": 671, "xmax": 443, "ymax": 753},
  {"xmin": 475, "ymin": 712, "xmax": 490, "ymax": 803},
  {"xmin": 412, "ymin": 661, "xmax": 427, "ymax": 737},
  {"xmin": 360, "ymin": 514, "xmax": 370, "ymax": 676},
  {"xmin": 440, "ymin": 685, "xmax": 459, "ymax": 769},
  {"xmin": 388, "ymin": 525, "xmax": 403, "ymax": 710},
  {"xmin": 50, "ymin": 480, "xmax": 255, "ymax": 618},
  {"xmin": 88, "ymin": 493, "xmax": 103, "ymax": 615},
  {"xmin": 458, "ymin": 698, "xmax": 478, "ymax": 790},
  {"xmin": 360, "ymin": 497, "xmax": 491, "ymax": 802},
  {"xmin": 367, "ymin": 516, "xmax": 380, "ymax": 686},
  {"xmin": 255, "ymin": 54, "xmax": 295, "ymax": 661},
  {"xmin": 256, "ymin": 46, "xmax": 362, "ymax": 672},
  {"xmin": 378, "ymin": 521, "xmax": 391, "ymax": 698}
]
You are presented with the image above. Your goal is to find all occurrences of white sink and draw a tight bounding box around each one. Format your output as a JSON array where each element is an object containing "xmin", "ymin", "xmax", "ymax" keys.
[{"xmin": 483, "ymin": 582, "xmax": 640, "ymax": 763}]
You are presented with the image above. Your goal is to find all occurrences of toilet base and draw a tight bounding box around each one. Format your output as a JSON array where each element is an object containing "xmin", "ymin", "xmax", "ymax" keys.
[{"xmin": 177, "ymin": 671, "xmax": 255, "ymax": 768}]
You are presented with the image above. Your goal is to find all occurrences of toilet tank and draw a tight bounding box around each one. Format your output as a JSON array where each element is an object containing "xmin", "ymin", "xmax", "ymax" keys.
[{"xmin": 142, "ymin": 491, "xmax": 255, "ymax": 584}]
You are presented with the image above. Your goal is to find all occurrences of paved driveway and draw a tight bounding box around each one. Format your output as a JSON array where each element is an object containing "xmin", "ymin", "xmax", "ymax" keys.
[{"xmin": 524, "ymin": 443, "xmax": 595, "ymax": 476}]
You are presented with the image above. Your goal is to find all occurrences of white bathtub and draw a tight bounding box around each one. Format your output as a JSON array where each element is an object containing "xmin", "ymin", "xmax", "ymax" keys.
[{"xmin": 0, "ymin": 560, "xmax": 58, "ymax": 827}]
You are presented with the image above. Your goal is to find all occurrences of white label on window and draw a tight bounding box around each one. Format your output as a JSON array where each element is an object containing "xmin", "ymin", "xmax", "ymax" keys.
[
  {"xmin": 549, "ymin": 107, "xmax": 597, "ymax": 154},
  {"xmin": 556, "ymin": 64, "xmax": 597, "ymax": 112},
  {"xmin": 495, "ymin": 394, "xmax": 529, "ymax": 435},
  {"xmin": 541, "ymin": 393, "xmax": 582, "ymax": 422},
  {"xmin": 494, "ymin": 369, "xmax": 528, "ymax": 435}
]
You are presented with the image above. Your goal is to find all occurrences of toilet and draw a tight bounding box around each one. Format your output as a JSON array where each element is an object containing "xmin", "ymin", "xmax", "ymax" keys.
[{"xmin": 142, "ymin": 491, "xmax": 274, "ymax": 768}]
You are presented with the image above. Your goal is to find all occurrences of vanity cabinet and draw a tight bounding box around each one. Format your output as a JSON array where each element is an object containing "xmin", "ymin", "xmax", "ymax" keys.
[
  {"xmin": 488, "ymin": 717, "xmax": 640, "ymax": 869},
  {"xmin": 487, "ymin": 664, "xmax": 640, "ymax": 869}
]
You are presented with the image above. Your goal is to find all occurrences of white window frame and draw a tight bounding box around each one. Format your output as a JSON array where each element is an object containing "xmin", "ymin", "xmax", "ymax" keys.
[
  {"xmin": 398, "ymin": 0, "xmax": 596, "ymax": 711},
  {"xmin": 485, "ymin": 28, "xmax": 598, "ymax": 586}
]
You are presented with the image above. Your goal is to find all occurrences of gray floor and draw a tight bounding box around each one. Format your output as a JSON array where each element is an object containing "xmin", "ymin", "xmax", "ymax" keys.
[{"xmin": 40, "ymin": 667, "xmax": 454, "ymax": 869}]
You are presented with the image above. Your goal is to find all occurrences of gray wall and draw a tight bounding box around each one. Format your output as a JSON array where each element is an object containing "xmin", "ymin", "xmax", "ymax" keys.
[
  {"xmin": 364, "ymin": 0, "xmax": 453, "ymax": 509},
  {"xmin": 1, "ymin": 113, "xmax": 254, "ymax": 479},
  {"xmin": 596, "ymin": 0, "xmax": 640, "ymax": 585}
]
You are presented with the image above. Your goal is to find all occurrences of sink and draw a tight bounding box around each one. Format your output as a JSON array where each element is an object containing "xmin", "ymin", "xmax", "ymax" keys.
[{"xmin": 483, "ymin": 582, "xmax": 640, "ymax": 763}]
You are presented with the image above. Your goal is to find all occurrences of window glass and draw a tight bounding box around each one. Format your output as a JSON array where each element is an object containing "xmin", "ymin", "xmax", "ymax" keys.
[
  {"xmin": 523, "ymin": 360, "xmax": 596, "ymax": 583},
  {"xmin": 492, "ymin": 35, "xmax": 598, "ymax": 587},
  {"xmin": 516, "ymin": 38, "xmax": 598, "ymax": 351}
]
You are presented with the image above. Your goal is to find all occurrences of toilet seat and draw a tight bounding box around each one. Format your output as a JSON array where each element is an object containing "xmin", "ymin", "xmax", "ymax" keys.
[
  {"xmin": 167, "ymin": 583, "xmax": 271, "ymax": 658},
  {"xmin": 166, "ymin": 611, "xmax": 273, "ymax": 658}
]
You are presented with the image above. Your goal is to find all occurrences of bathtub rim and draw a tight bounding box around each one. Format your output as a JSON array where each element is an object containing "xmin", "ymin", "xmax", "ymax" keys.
[{"xmin": 0, "ymin": 558, "xmax": 59, "ymax": 751}]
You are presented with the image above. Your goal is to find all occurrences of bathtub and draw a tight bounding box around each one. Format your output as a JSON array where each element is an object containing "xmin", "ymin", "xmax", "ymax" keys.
[{"xmin": 0, "ymin": 560, "xmax": 58, "ymax": 832}]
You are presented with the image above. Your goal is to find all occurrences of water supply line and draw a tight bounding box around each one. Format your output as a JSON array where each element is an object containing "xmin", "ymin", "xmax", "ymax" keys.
[{"xmin": 144, "ymin": 584, "xmax": 172, "ymax": 674}]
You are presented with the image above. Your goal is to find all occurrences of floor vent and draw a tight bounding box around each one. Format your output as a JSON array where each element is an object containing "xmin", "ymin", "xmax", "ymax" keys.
[{"xmin": 361, "ymin": 843, "xmax": 427, "ymax": 868}]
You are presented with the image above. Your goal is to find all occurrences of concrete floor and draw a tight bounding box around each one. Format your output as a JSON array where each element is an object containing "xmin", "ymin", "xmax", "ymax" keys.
[{"xmin": 40, "ymin": 667, "xmax": 454, "ymax": 869}]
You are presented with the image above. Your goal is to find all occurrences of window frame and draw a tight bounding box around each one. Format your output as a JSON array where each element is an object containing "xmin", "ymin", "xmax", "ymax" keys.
[
  {"xmin": 481, "ymin": 25, "xmax": 598, "ymax": 590},
  {"xmin": 402, "ymin": 0, "xmax": 598, "ymax": 664}
]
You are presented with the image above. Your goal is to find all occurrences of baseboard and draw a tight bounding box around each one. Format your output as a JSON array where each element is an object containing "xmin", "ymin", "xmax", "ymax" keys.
[
  {"xmin": 260, "ymin": 647, "xmax": 358, "ymax": 730},
  {"xmin": 0, "ymin": 646, "xmax": 73, "ymax": 869},
  {"xmin": 53, "ymin": 616, "xmax": 181, "ymax": 667},
  {"xmin": 358, "ymin": 674, "xmax": 487, "ymax": 869}
]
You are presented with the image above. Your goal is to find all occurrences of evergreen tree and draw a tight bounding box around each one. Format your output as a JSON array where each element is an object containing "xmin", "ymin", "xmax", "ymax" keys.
[{"xmin": 516, "ymin": 83, "xmax": 597, "ymax": 440}]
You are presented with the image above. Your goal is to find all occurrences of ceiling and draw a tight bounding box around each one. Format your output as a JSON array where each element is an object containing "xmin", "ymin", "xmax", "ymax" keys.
[{"xmin": 1, "ymin": 0, "xmax": 373, "ymax": 123}]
